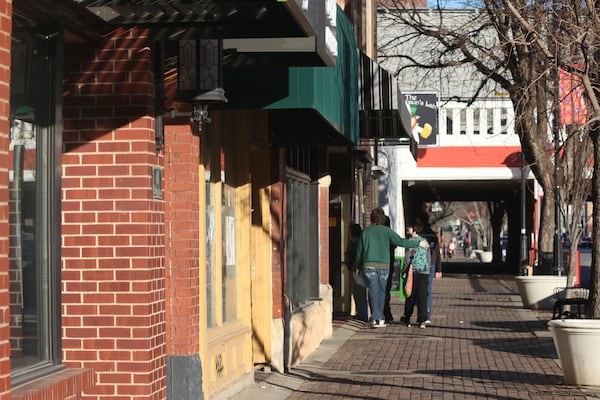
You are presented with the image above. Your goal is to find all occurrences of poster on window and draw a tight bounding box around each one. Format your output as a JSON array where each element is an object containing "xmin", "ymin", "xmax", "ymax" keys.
[{"xmin": 402, "ymin": 92, "xmax": 439, "ymax": 147}]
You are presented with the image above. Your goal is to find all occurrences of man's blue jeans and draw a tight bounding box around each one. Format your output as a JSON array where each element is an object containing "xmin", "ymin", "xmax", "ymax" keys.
[{"xmin": 363, "ymin": 266, "xmax": 389, "ymax": 321}]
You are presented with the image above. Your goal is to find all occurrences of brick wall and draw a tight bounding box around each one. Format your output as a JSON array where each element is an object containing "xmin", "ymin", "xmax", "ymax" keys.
[
  {"xmin": 0, "ymin": 0, "xmax": 12, "ymax": 398},
  {"xmin": 61, "ymin": 28, "xmax": 166, "ymax": 399},
  {"xmin": 162, "ymin": 124, "xmax": 199, "ymax": 356},
  {"xmin": 270, "ymin": 179, "xmax": 284, "ymax": 320},
  {"xmin": 319, "ymin": 180, "xmax": 330, "ymax": 285}
]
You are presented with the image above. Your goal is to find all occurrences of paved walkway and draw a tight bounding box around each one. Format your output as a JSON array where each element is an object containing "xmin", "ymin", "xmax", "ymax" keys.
[{"xmin": 230, "ymin": 275, "xmax": 600, "ymax": 400}]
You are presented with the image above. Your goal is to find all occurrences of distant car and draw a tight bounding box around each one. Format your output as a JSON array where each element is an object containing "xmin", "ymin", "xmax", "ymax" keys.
[{"xmin": 578, "ymin": 236, "xmax": 592, "ymax": 249}]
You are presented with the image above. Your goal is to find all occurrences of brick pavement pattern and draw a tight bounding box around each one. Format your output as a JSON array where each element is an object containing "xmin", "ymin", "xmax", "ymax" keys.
[{"xmin": 285, "ymin": 276, "xmax": 600, "ymax": 400}]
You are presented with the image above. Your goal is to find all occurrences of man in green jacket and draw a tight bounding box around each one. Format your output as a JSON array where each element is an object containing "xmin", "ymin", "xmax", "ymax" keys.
[{"xmin": 355, "ymin": 208, "xmax": 429, "ymax": 328}]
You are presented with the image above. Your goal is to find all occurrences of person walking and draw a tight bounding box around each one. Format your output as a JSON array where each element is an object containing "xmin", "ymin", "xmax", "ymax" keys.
[
  {"xmin": 383, "ymin": 216, "xmax": 396, "ymax": 323},
  {"xmin": 400, "ymin": 221, "xmax": 432, "ymax": 329},
  {"xmin": 416, "ymin": 215, "xmax": 442, "ymax": 325},
  {"xmin": 355, "ymin": 208, "xmax": 428, "ymax": 328},
  {"xmin": 345, "ymin": 223, "xmax": 369, "ymax": 322}
]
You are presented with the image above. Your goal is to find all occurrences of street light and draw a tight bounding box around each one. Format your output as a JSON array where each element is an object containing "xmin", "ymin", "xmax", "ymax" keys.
[
  {"xmin": 553, "ymin": 112, "xmax": 564, "ymax": 276},
  {"xmin": 520, "ymin": 151, "xmax": 529, "ymax": 275}
]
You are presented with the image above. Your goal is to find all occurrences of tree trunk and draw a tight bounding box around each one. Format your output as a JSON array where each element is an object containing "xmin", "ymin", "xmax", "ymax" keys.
[
  {"xmin": 511, "ymin": 94, "xmax": 556, "ymax": 265},
  {"xmin": 588, "ymin": 125, "xmax": 600, "ymax": 318}
]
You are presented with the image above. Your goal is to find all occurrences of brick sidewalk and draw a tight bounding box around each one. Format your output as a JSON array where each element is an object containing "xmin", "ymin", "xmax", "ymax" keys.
[{"xmin": 282, "ymin": 275, "xmax": 600, "ymax": 400}]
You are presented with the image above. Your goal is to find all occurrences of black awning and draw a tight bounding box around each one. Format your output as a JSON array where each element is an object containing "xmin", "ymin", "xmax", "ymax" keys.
[
  {"xmin": 14, "ymin": 0, "xmax": 111, "ymax": 42},
  {"xmin": 358, "ymin": 52, "xmax": 417, "ymax": 159},
  {"xmin": 269, "ymin": 109, "xmax": 353, "ymax": 148},
  {"xmin": 70, "ymin": 0, "xmax": 309, "ymax": 39},
  {"xmin": 17, "ymin": 0, "xmax": 315, "ymax": 45}
]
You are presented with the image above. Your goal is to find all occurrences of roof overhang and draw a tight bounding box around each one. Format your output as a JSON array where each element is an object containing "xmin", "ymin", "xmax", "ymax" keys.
[{"xmin": 41, "ymin": 0, "xmax": 338, "ymax": 65}]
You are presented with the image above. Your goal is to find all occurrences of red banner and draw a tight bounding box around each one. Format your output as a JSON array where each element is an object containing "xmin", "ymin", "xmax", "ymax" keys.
[{"xmin": 559, "ymin": 67, "xmax": 588, "ymax": 126}]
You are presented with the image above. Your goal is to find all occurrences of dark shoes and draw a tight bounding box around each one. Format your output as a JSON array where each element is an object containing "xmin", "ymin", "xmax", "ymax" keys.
[{"xmin": 399, "ymin": 315, "xmax": 411, "ymax": 327}]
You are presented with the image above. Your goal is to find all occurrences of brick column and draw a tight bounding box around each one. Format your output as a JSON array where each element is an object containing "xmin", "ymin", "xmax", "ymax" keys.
[
  {"xmin": 162, "ymin": 124, "xmax": 202, "ymax": 399},
  {"xmin": 62, "ymin": 28, "xmax": 166, "ymax": 399}
]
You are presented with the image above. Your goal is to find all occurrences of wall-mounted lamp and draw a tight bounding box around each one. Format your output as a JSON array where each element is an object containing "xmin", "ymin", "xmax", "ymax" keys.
[
  {"xmin": 157, "ymin": 38, "xmax": 228, "ymax": 143},
  {"xmin": 371, "ymin": 165, "xmax": 386, "ymax": 178},
  {"xmin": 175, "ymin": 39, "xmax": 228, "ymax": 132}
]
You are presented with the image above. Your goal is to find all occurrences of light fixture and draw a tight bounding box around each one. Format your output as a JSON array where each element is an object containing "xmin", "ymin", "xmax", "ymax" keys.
[
  {"xmin": 176, "ymin": 39, "xmax": 228, "ymax": 132},
  {"xmin": 159, "ymin": 38, "xmax": 228, "ymax": 136},
  {"xmin": 371, "ymin": 165, "xmax": 386, "ymax": 178}
]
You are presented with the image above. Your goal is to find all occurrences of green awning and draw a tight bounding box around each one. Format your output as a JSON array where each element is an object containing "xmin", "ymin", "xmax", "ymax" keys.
[
  {"xmin": 223, "ymin": 6, "xmax": 359, "ymax": 146},
  {"xmin": 266, "ymin": 6, "xmax": 359, "ymax": 146}
]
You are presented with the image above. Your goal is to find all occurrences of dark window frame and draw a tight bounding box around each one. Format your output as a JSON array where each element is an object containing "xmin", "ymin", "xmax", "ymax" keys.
[{"xmin": 10, "ymin": 24, "xmax": 63, "ymax": 386}]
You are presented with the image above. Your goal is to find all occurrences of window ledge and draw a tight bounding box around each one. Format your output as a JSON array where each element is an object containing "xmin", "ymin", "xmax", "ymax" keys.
[{"xmin": 12, "ymin": 368, "xmax": 94, "ymax": 400}]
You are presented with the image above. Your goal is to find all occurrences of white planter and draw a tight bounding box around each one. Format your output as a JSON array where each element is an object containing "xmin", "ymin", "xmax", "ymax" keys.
[
  {"xmin": 473, "ymin": 250, "xmax": 493, "ymax": 263},
  {"xmin": 548, "ymin": 319, "xmax": 600, "ymax": 386},
  {"xmin": 515, "ymin": 275, "xmax": 567, "ymax": 310}
]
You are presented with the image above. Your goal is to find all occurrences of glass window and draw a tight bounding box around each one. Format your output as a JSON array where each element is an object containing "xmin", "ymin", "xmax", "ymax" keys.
[
  {"xmin": 204, "ymin": 135, "xmax": 239, "ymax": 328},
  {"xmin": 205, "ymin": 179, "xmax": 216, "ymax": 328},
  {"xmin": 9, "ymin": 27, "xmax": 62, "ymax": 383},
  {"xmin": 222, "ymin": 184, "xmax": 237, "ymax": 322}
]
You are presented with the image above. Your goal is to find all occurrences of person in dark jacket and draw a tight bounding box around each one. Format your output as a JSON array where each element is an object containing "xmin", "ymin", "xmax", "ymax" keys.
[
  {"xmin": 417, "ymin": 214, "xmax": 442, "ymax": 325},
  {"xmin": 355, "ymin": 208, "xmax": 428, "ymax": 328},
  {"xmin": 383, "ymin": 216, "xmax": 396, "ymax": 323},
  {"xmin": 346, "ymin": 223, "xmax": 369, "ymax": 321},
  {"xmin": 400, "ymin": 221, "xmax": 432, "ymax": 329}
]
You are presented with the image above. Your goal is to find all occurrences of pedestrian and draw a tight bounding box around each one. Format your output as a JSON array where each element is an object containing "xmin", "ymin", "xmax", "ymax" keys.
[
  {"xmin": 400, "ymin": 221, "xmax": 432, "ymax": 329},
  {"xmin": 383, "ymin": 216, "xmax": 396, "ymax": 323},
  {"xmin": 355, "ymin": 208, "xmax": 429, "ymax": 328},
  {"xmin": 345, "ymin": 223, "xmax": 369, "ymax": 322},
  {"xmin": 448, "ymin": 239, "xmax": 456, "ymax": 258},
  {"xmin": 416, "ymin": 214, "xmax": 442, "ymax": 325}
]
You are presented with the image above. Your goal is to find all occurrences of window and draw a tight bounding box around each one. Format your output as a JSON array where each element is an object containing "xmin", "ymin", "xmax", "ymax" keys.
[
  {"xmin": 9, "ymin": 27, "xmax": 62, "ymax": 383},
  {"xmin": 204, "ymin": 132, "xmax": 239, "ymax": 328},
  {"xmin": 285, "ymin": 147, "xmax": 319, "ymax": 308},
  {"xmin": 285, "ymin": 176, "xmax": 319, "ymax": 308}
]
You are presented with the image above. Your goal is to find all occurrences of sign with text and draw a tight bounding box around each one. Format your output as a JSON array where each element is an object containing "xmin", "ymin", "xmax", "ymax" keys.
[{"xmin": 402, "ymin": 92, "xmax": 439, "ymax": 147}]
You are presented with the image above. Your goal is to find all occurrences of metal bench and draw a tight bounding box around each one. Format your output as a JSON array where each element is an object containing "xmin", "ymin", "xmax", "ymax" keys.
[{"xmin": 552, "ymin": 286, "xmax": 589, "ymax": 319}]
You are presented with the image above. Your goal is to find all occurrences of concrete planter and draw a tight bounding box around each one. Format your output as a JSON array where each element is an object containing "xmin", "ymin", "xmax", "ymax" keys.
[
  {"xmin": 473, "ymin": 250, "xmax": 493, "ymax": 263},
  {"xmin": 515, "ymin": 275, "xmax": 567, "ymax": 310},
  {"xmin": 548, "ymin": 319, "xmax": 600, "ymax": 386}
]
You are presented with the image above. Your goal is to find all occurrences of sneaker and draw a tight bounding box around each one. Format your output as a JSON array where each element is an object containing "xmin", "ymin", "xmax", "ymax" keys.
[
  {"xmin": 399, "ymin": 316, "xmax": 411, "ymax": 327},
  {"xmin": 419, "ymin": 322, "xmax": 426, "ymax": 329},
  {"xmin": 424, "ymin": 320, "xmax": 431, "ymax": 325},
  {"xmin": 371, "ymin": 320, "xmax": 386, "ymax": 328}
]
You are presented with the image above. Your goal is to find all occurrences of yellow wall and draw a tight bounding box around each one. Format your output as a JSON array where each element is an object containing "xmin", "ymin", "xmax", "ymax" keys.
[
  {"xmin": 248, "ymin": 113, "xmax": 274, "ymax": 366},
  {"xmin": 199, "ymin": 111, "xmax": 256, "ymax": 397}
]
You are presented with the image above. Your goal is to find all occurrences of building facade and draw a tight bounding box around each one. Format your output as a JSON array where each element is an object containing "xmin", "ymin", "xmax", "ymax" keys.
[{"xmin": 1, "ymin": 1, "xmax": 416, "ymax": 399}]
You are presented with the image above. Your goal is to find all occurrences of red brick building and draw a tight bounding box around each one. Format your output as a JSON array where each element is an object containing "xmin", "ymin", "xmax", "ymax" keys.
[{"xmin": 1, "ymin": 1, "xmax": 413, "ymax": 399}]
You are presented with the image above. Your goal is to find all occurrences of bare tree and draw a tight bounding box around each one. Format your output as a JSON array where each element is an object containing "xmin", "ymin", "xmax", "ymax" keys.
[
  {"xmin": 378, "ymin": 0, "xmax": 599, "ymax": 316},
  {"xmin": 452, "ymin": 201, "xmax": 492, "ymax": 248}
]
